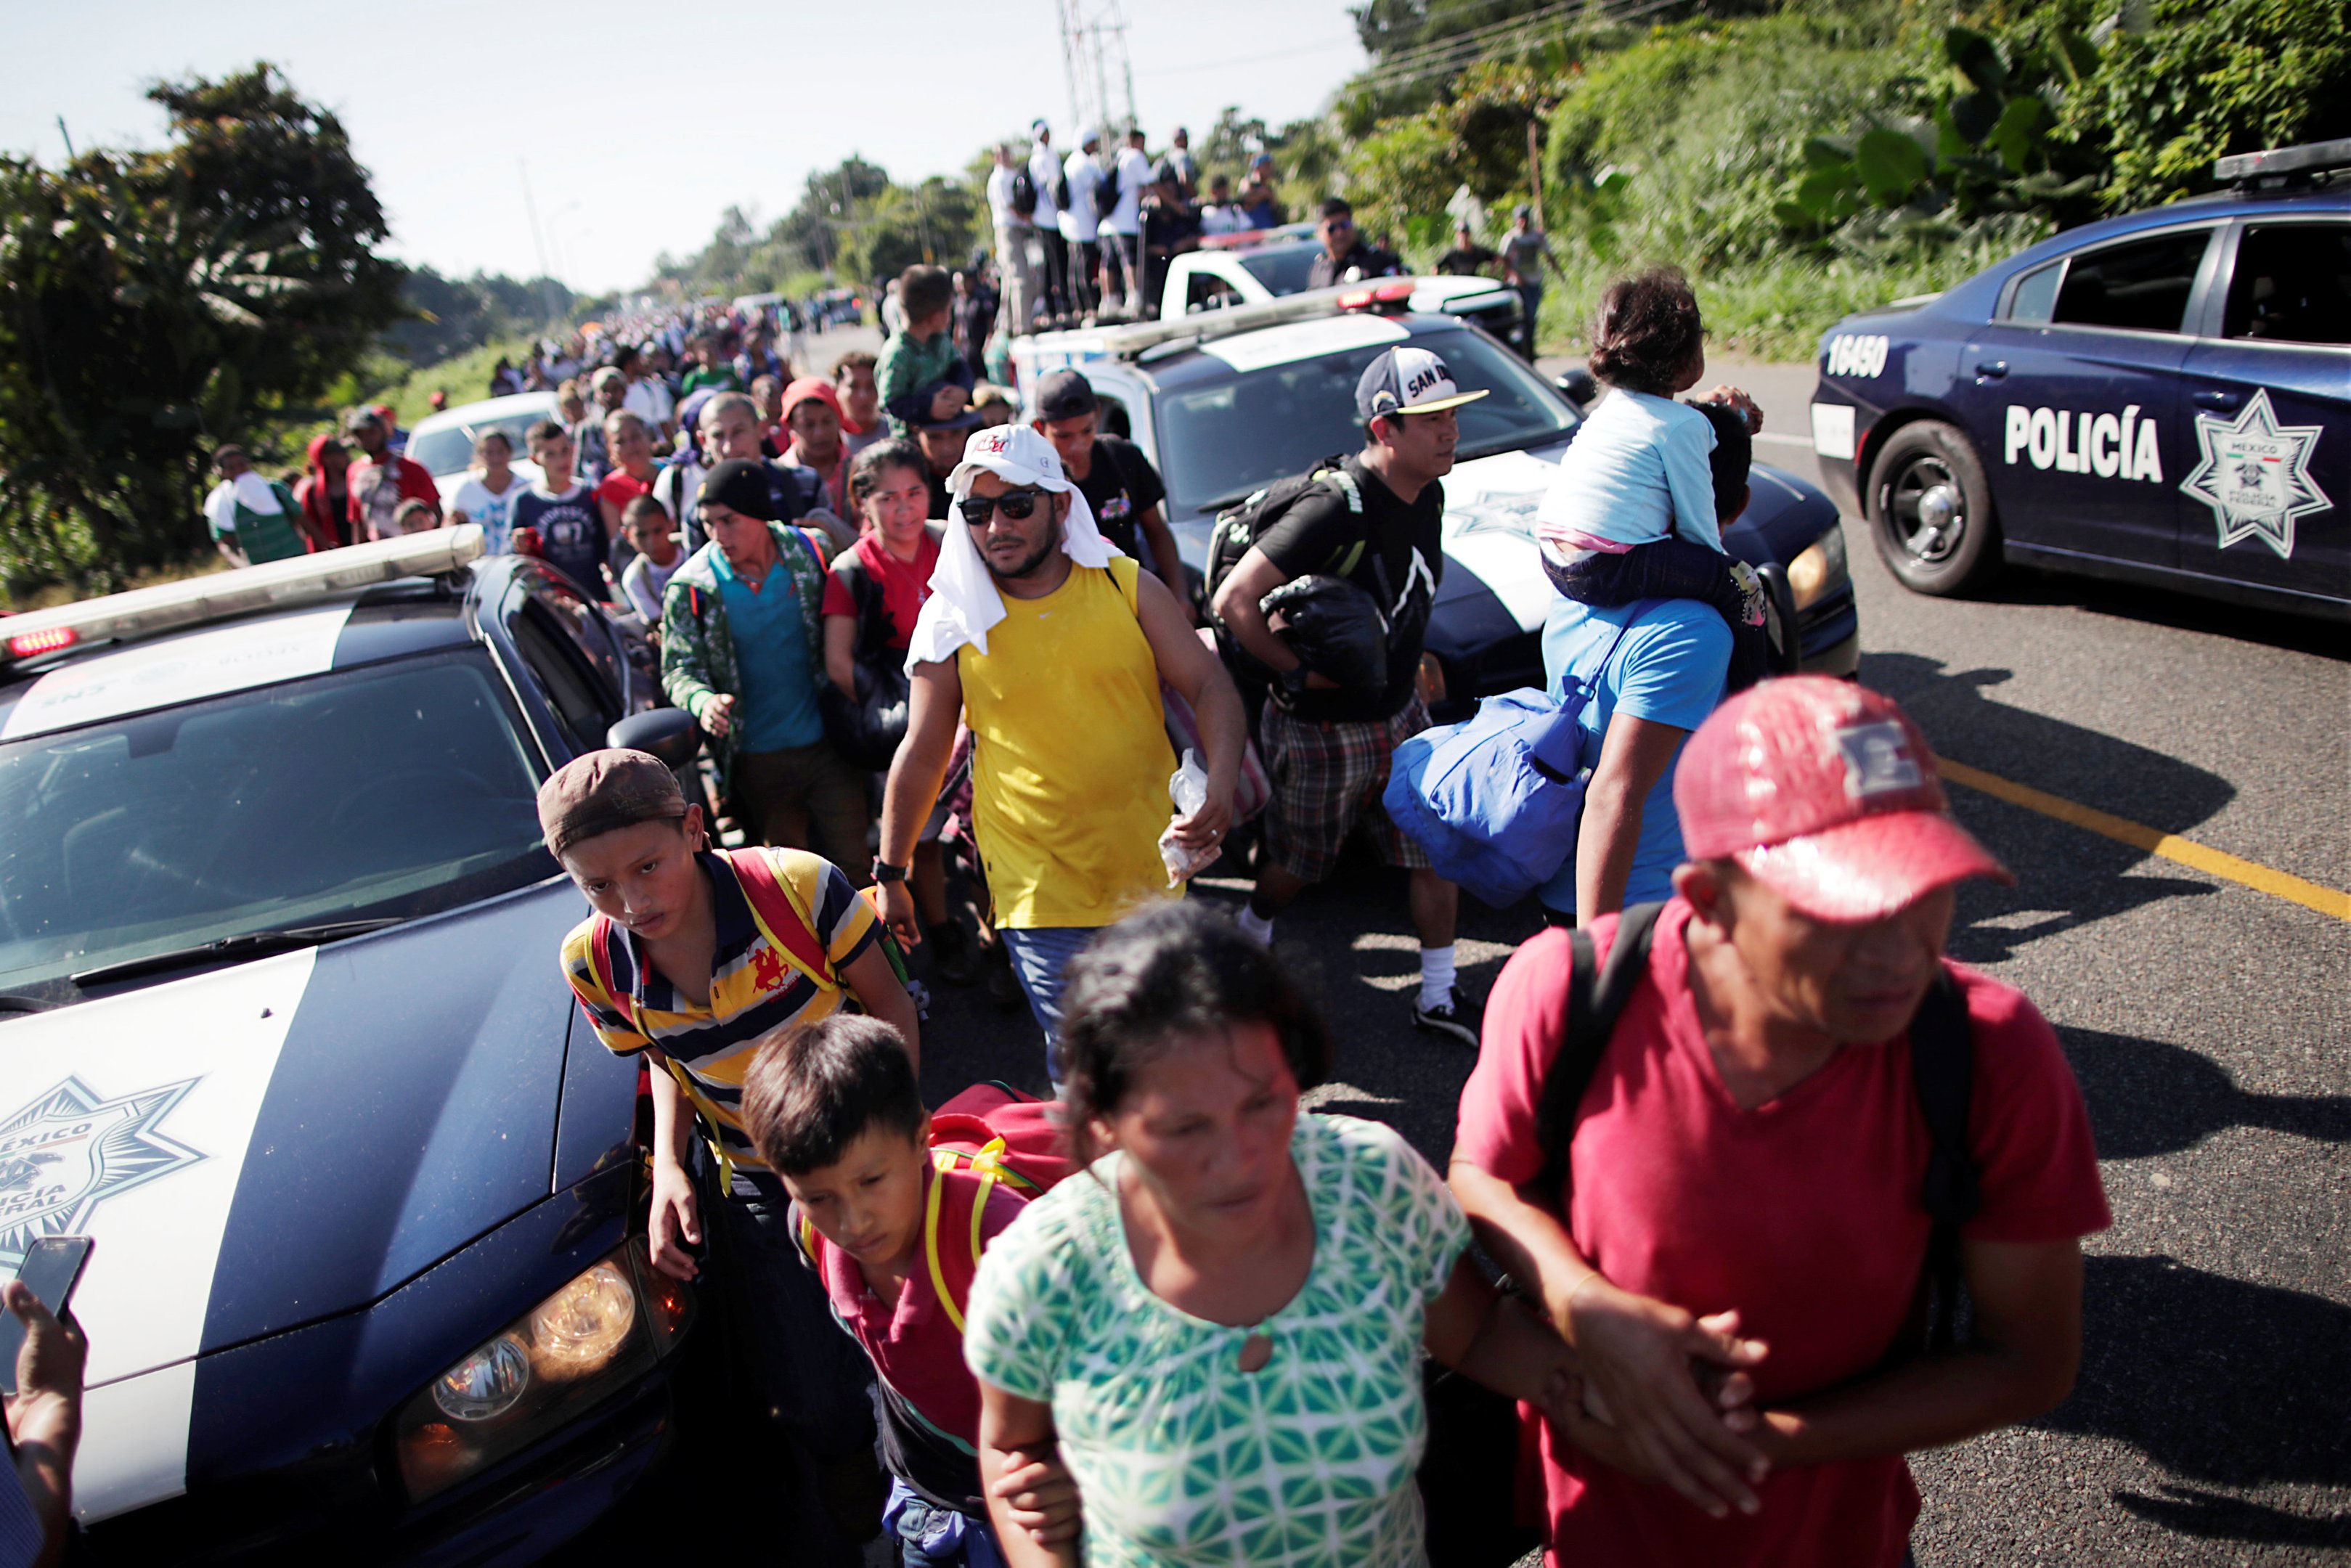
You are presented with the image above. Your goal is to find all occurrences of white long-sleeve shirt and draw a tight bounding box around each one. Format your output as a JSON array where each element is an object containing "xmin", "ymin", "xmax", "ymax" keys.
[{"xmin": 1535, "ymin": 388, "xmax": 1721, "ymax": 561}]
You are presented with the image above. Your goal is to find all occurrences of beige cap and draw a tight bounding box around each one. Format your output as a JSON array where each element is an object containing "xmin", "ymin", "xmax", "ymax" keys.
[{"xmin": 536, "ymin": 749, "xmax": 686, "ymax": 857}]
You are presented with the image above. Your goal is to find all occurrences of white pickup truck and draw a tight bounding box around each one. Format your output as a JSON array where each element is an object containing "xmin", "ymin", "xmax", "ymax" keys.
[{"xmin": 1159, "ymin": 231, "xmax": 1523, "ymax": 346}]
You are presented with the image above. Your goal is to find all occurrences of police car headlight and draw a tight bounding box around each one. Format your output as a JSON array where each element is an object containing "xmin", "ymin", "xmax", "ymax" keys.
[
  {"xmin": 1787, "ymin": 525, "xmax": 1849, "ymax": 612},
  {"xmin": 392, "ymin": 1238, "xmax": 693, "ymax": 1503}
]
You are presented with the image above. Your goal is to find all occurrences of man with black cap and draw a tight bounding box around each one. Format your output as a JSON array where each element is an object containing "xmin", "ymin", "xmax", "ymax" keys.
[
  {"xmin": 541, "ymin": 747, "xmax": 917, "ymax": 1563},
  {"xmin": 1030, "ymin": 368, "xmax": 1184, "ymax": 591},
  {"xmin": 1211, "ymin": 344, "xmax": 1484, "ymax": 1043},
  {"xmin": 1451, "ymin": 677, "xmax": 2108, "ymax": 1568},
  {"xmin": 1305, "ymin": 197, "xmax": 1401, "ymax": 291},
  {"xmin": 876, "ymin": 425, "xmax": 1245, "ymax": 1075},
  {"xmin": 659, "ymin": 457, "xmax": 868, "ymax": 870}
]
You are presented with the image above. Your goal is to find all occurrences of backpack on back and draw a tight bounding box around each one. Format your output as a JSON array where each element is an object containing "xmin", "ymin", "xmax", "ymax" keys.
[
  {"xmin": 796, "ymin": 1080, "xmax": 1076, "ymax": 1334},
  {"xmin": 1533, "ymin": 903, "xmax": 1981, "ymax": 1348},
  {"xmin": 1201, "ymin": 456, "xmax": 1363, "ymax": 629},
  {"xmin": 1009, "ymin": 166, "xmax": 1038, "ymax": 219}
]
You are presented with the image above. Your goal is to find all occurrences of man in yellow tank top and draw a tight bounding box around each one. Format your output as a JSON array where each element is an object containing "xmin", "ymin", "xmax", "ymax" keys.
[{"xmin": 876, "ymin": 425, "xmax": 1247, "ymax": 1078}]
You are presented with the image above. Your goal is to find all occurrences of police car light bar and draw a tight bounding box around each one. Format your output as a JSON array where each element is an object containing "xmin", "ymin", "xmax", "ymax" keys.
[
  {"xmin": 1, "ymin": 526, "xmax": 486, "ymax": 666},
  {"xmin": 2215, "ymin": 138, "xmax": 2351, "ymax": 185}
]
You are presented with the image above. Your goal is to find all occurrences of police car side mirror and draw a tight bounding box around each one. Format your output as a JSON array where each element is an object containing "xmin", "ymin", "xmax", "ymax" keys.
[
  {"xmin": 607, "ymin": 706, "xmax": 701, "ymax": 769},
  {"xmin": 1555, "ymin": 368, "xmax": 1597, "ymax": 409}
]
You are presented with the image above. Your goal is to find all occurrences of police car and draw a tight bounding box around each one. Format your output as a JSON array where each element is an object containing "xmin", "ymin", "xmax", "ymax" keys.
[
  {"xmin": 405, "ymin": 393, "xmax": 559, "ymax": 513},
  {"xmin": 0, "ymin": 531, "xmax": 701, "ymax": 1561},
  {"xmin": 1157, "ymin": 231, "xmax": 1524, "ymax": 345},
  {"xmin": 1013, "ymin": 287, "xmax": 1861, "ymax": 711},
  {"xmin": 1811, "ymin": 139, "xmax": 2349, "ymax": 618}
]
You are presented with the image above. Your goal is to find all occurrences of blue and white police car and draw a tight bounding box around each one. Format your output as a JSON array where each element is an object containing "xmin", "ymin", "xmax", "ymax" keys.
[
  {"xmin": 0, "ymin": 531, "xmax": 701, "ymax": 1562},
  {"xmin": 1810, "ymin": 139, "xmax": 2348, "ymax": 618}
]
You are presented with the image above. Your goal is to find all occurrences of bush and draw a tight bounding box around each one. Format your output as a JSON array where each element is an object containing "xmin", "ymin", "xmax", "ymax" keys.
[{"xmin": 2063, "ymin": 0, "xmax": 2351, "ymax": 212}]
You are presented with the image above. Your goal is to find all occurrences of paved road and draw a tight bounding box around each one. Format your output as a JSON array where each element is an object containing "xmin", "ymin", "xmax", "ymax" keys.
[{"xmin": 575, "ymin": 334, "xmax": 2350, "ymax": 1564}]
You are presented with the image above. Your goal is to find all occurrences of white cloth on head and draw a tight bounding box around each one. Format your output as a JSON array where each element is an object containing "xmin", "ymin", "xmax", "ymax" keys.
[{"xmin": 906, "ymin": 425, "xmax": 1122, "ymax": 668}]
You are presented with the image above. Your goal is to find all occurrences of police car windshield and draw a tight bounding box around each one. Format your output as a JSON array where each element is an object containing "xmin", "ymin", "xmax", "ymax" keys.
[
  {"xmin": 1158, "ymin": 327, "xmax": 1576, "ymax": 517},
  {"xmin": 0, "ymin": 650, "xmax": 553, "ymax": 1000},
  {"xmin": 1238, "ymin": 245, "xmax": 1321, "ymax": 296}
]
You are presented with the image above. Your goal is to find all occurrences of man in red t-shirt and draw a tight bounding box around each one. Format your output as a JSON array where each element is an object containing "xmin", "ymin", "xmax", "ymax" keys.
[
  {"xmin": 1452, "ymin": 677, "xmax": 2108, "ymax": 1568},
  {"xmin": 344, "ymin": 408, "xmax": 439, "ymax": 543}
]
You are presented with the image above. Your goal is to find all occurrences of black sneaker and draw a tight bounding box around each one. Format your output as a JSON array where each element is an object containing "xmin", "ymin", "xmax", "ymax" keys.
[{"xmin": 1412, "ymin": 986, "xmax": 1482, "ymax": 1048}]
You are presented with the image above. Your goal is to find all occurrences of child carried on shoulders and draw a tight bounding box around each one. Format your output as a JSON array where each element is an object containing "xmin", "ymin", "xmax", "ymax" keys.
[{"xmin": 1535, "ymin": 266, "xmax": 1770, "ymax": 691}]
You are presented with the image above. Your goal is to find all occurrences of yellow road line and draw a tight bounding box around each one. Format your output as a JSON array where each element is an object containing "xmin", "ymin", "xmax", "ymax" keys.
[{"xmin": 1934, "ymin": 756, "xmax": 2351, "ymax": 924}]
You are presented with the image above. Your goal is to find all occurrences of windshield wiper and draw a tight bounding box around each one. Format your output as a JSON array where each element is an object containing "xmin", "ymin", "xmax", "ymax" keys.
[
  {"xmin": 70, "ymin": 918, "xmax": 404, "ymax": 988},
  {"xmin": 0, "ymin": 995, "xmax": 55, "ymax": 1016}
]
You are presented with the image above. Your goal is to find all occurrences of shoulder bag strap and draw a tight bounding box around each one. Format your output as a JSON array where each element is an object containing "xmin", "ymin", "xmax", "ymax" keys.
[
  {"xmin": 1909, "ymin": 968, "xmax": 1978, "ymax": 1347},
  {"xmin": 1533, "ymin": 901, "xmax": 1668, "ymax": 1200}
]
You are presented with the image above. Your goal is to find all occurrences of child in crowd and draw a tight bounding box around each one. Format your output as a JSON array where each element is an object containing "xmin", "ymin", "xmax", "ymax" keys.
[
  {"xmin": 875, "ymin": 266, "xmax": 974, "ymax": 439},
  {"xmin": 619, "ymin": 494, "xmax": 685, "ymax": 625},
  {"xmin": 392, "ymin": 497, "xmax": 440, "ymax": 535},
  {"xmin": 834, "ymin": 350, "xmax": 888, "ymax": 460},
  {"xmin": 513, "ymin": 420, "xmax": 608, "ymax": 599},
  {"xmin": 447, "ymin": 428, "xmax": 523, "ymax": 551},
  {"xmin": 741, "ymin": 1015, "xmax": 1076, "ymax": 1568},
  {"xmin": 1534, "ymin": 266, "xmax": 1769, "ymax": 690}
]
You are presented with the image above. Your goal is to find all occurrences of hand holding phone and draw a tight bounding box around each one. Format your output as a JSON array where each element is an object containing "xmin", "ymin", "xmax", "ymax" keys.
[{"xmin": 0, "ymin": 1240, "xmax": 90, "ymax": 1398}]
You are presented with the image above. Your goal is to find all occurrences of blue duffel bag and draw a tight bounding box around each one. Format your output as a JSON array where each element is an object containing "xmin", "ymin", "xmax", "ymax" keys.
[{"xmin": 1382, "ymin": 608, "xmax": 1646, "ymax": 908}]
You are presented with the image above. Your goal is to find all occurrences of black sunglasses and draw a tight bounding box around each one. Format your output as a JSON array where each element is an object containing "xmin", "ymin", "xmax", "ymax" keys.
[{"xmin": 959, "ymin": 486, "xmax": 1047, "ymax": 525}]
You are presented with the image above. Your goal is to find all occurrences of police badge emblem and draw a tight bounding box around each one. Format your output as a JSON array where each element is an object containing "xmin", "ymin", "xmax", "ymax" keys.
[
  {"xmin": 0, "ymin": 1077, "xmax": 205, "ymax": 1266},
  {"xmin": 2177, "ymin": 388, "xmax": 2334, "ymax": 560}
]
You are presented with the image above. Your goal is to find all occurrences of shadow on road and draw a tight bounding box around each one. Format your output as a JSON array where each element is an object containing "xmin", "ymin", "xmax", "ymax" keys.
[
  {"xmin": 2059, "ymin": 1026, "xmax": 2351, "ymax": 1159},
  {"xmin": 1976, "ymin": 564, "xmax": 2350, "ymax": 663},
  {"xmin": 2035, "ymin": 1254, "xmax": 2351, "ymax": 1543},
  {"xmin": 1861, "ymin": 652, "xmax": 2237, "ymax": 961}
]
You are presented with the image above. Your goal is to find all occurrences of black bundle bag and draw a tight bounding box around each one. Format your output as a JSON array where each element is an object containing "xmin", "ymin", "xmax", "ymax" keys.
[
  {"xmin": 817, "ymin": 553, "xmax": 913, "ymax": 772},
  {"xmin": 1258, "ymin": 573, "xmax": 1390, "ymax": 690}
]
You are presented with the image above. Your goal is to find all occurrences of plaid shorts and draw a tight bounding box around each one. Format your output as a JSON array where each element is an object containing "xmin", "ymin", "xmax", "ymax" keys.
[{"xmin": 1260, "ymin": 693, "xmax": 1434, "ymax": 883}]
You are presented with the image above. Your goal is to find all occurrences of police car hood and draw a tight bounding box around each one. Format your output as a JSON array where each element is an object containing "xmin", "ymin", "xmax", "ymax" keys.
[
  {"xmin": 1435, "ymin": 436, "xmax": 1836, "ymax": 634},
  {"xmin": 0, "ymin": 876, "xmax": 587, "ymax": 1389}
]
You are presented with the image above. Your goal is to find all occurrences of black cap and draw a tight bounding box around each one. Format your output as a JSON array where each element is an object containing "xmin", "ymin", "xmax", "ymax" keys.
[
  {"xmin": 1033, "ymin": 369, "xmax": 1099, "ymax": 422},
  {"xmin": 699, "ymin": 458, "xmax": 775, "ymax": 521}
]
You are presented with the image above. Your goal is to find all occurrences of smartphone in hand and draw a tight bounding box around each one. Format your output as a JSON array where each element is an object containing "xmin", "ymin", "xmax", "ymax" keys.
[{"xmin": 0, "ymin": 1237, "xmax": 91, "ymax": 1395}]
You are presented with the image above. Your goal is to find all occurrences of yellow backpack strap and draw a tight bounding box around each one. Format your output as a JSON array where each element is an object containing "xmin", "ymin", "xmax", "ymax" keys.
[
  {"xmin": 967, "ymin": 1139, "xmax": 1008, "ymax": 1267},
  {"xmin": 924, "ymin": 1151, "xmax": 966, "ymax": 1334}
]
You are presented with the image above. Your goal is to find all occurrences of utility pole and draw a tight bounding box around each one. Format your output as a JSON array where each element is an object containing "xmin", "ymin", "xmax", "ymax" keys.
[
  {"xmin": 54, "ymin": 116, "xmax": 73, "ymax": 161},
  {"xmin": 517, "ymin": 158, "xmax": 561, "ymax": 324}
]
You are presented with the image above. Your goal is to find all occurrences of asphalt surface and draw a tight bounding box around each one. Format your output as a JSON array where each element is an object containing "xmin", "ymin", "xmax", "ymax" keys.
[{"xmin": 567, "ymin": 330, "xmax": 2350, "ymax": 1565}]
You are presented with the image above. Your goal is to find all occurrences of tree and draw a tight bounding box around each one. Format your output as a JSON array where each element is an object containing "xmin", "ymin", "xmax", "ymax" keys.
[{"xmin": 0, "ymin": 64, "xmax": 404, "ymax": 593}]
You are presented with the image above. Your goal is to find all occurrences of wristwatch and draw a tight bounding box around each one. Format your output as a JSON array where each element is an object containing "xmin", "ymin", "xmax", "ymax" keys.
[
  {"xmin": 871, "ymin": 859, "xmax": 910, "ymax": 884},
  {"xmin": 1276, "ymin": 663, "xmax": 1313, "ymax": 700}
]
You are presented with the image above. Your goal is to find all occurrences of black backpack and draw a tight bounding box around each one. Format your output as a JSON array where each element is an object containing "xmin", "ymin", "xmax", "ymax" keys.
[
  {"xmin": 1202, "ymin": 457, "xmax": 1364, "ymax": 615},
  {"xmin": 1009, "ymin": 166, "xmax": 1038, "ymax": 219},
  {"xmin": 1093, "ymin": 163, "xmax": 1122, "ymax": 221},
  {"xmin": 1537, "ymin": 902, "xmax": 1981, "ymax": 1349}
]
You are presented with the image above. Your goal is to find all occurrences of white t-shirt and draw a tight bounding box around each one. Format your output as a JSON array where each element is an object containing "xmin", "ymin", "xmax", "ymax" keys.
[
  {"xmin": 1199, "ymin": 203, "xmax": 1242, "ymax": 236},
  {"xmin": 203, "ymin": 472, "xmax": 286, "ymax": 539},
  {"xmin": 1060, "ymin": 152, "xmax": 1101, "ymax": 242},
  {"xmin": 450, "ymin": 472, "xmax": 526, "ymax": 554},
  {"xmin": 624, "ymin": 377, "xmax": 674, "ymax": 431},
  {"xmin": 987, "ymin": 164, "xmax": 1024, "ymax": 229},
  {"xmin": 1028, "ymin": 143, "xmax": 1062, "ymax": 226},
  {"xmin": 621, "ymin": 550, "xmax": 685, "ymax": 623},
  {"xmin": 1107, "ymin": 147, "xmax": 1150, "ymax": 235}
]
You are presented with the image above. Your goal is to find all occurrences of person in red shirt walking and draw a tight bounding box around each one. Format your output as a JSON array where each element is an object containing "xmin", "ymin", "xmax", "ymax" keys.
[
  {"xmin": 1451, "ymin": 676, "xmax": 2108, "ymax": 1568},
  {"xmin": 344, "ymin": 408, "xmax": 438, "ymax": 543}
]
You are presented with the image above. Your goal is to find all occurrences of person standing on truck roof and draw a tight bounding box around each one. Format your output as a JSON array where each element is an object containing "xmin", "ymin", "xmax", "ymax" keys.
[
  {"xmin": 987, "ymin": 143, "xmax": 1041, "ymax": 336},
  {"xmin": 1239, "ymin": 152, "xmax": 1285, "ymax": 230},
  {"xmin": 1104, "ymin": 127, "xmax": 1152, "ymax": 319},
  {"xmin": 1029, "ymin": 369, "xmax": 1187, "ymax": 594},
  {"xmin": 1059, "ymin": 128, "xmax": 1106, "ymax": 321},
  {"xmin": 1211, "ymin": 346, "xmax": 1483, "ymax": 1047},
  {"xmin": 1027, "ymin": 121, "xmax": 1072, "ymax": 328}
]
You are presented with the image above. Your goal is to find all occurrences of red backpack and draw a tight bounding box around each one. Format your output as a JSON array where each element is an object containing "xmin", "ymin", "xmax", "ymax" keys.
[{"xmin": 797, "ymin": 1081, "xmax": 1076, "ymax": 1332}]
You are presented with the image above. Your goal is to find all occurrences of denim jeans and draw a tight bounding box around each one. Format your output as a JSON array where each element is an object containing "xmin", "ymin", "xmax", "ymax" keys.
[
  {"xmin": 884, "ymin": 1478, "xmax": 1008, "ymax": 1568},
  {"xmin": 998, "ymin": 925, "xmax": 1096, "ymax": 1082}
]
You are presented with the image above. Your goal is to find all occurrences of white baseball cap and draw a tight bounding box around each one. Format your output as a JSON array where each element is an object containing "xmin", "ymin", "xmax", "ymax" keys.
[
  {"xmin": 1354, "ymin": 345, "xmax": 1491, "ymax": 421},
  {"xmin": 948, "ymin": 423, "xmax": 1073, "ymax": 499}
]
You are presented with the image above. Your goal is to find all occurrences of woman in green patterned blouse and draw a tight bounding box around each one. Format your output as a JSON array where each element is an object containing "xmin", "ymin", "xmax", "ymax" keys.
[{"xmin": 963, "ymin": 902, "xmax": 1582, "ymax": 1567}]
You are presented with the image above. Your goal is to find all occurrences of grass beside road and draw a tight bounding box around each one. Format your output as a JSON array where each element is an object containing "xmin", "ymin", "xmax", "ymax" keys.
[{"xmin": 367, "ymin": 338, "xmax": 538, "ymax": 429}]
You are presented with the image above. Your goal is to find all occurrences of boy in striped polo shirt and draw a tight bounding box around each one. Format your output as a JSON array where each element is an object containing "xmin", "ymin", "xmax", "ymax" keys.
[{"xmin": 539, "ymin": 748, "xmax": 921, "ymax": 1562}]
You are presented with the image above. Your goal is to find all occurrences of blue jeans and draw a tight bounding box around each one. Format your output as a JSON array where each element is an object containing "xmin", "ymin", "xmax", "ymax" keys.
[{"xmin": 998, "ymin": 925, "xmax": 1096, "ymax": 1082}]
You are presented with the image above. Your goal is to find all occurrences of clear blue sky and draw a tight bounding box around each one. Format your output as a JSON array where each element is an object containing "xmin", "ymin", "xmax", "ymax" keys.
[{"xmin": 9, "ymin": 0, "xmax": 1366, "ymax": 295}]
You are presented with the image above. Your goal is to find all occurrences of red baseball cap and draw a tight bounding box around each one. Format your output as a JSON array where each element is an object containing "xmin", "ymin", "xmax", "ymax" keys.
[
  {"xmin": 1674, "ymin": 677, "xmax": 2010, "ymax": 922},
  {"xmin": 780, "ymin": 376, "xmax": 841, "ymax": 423}
]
